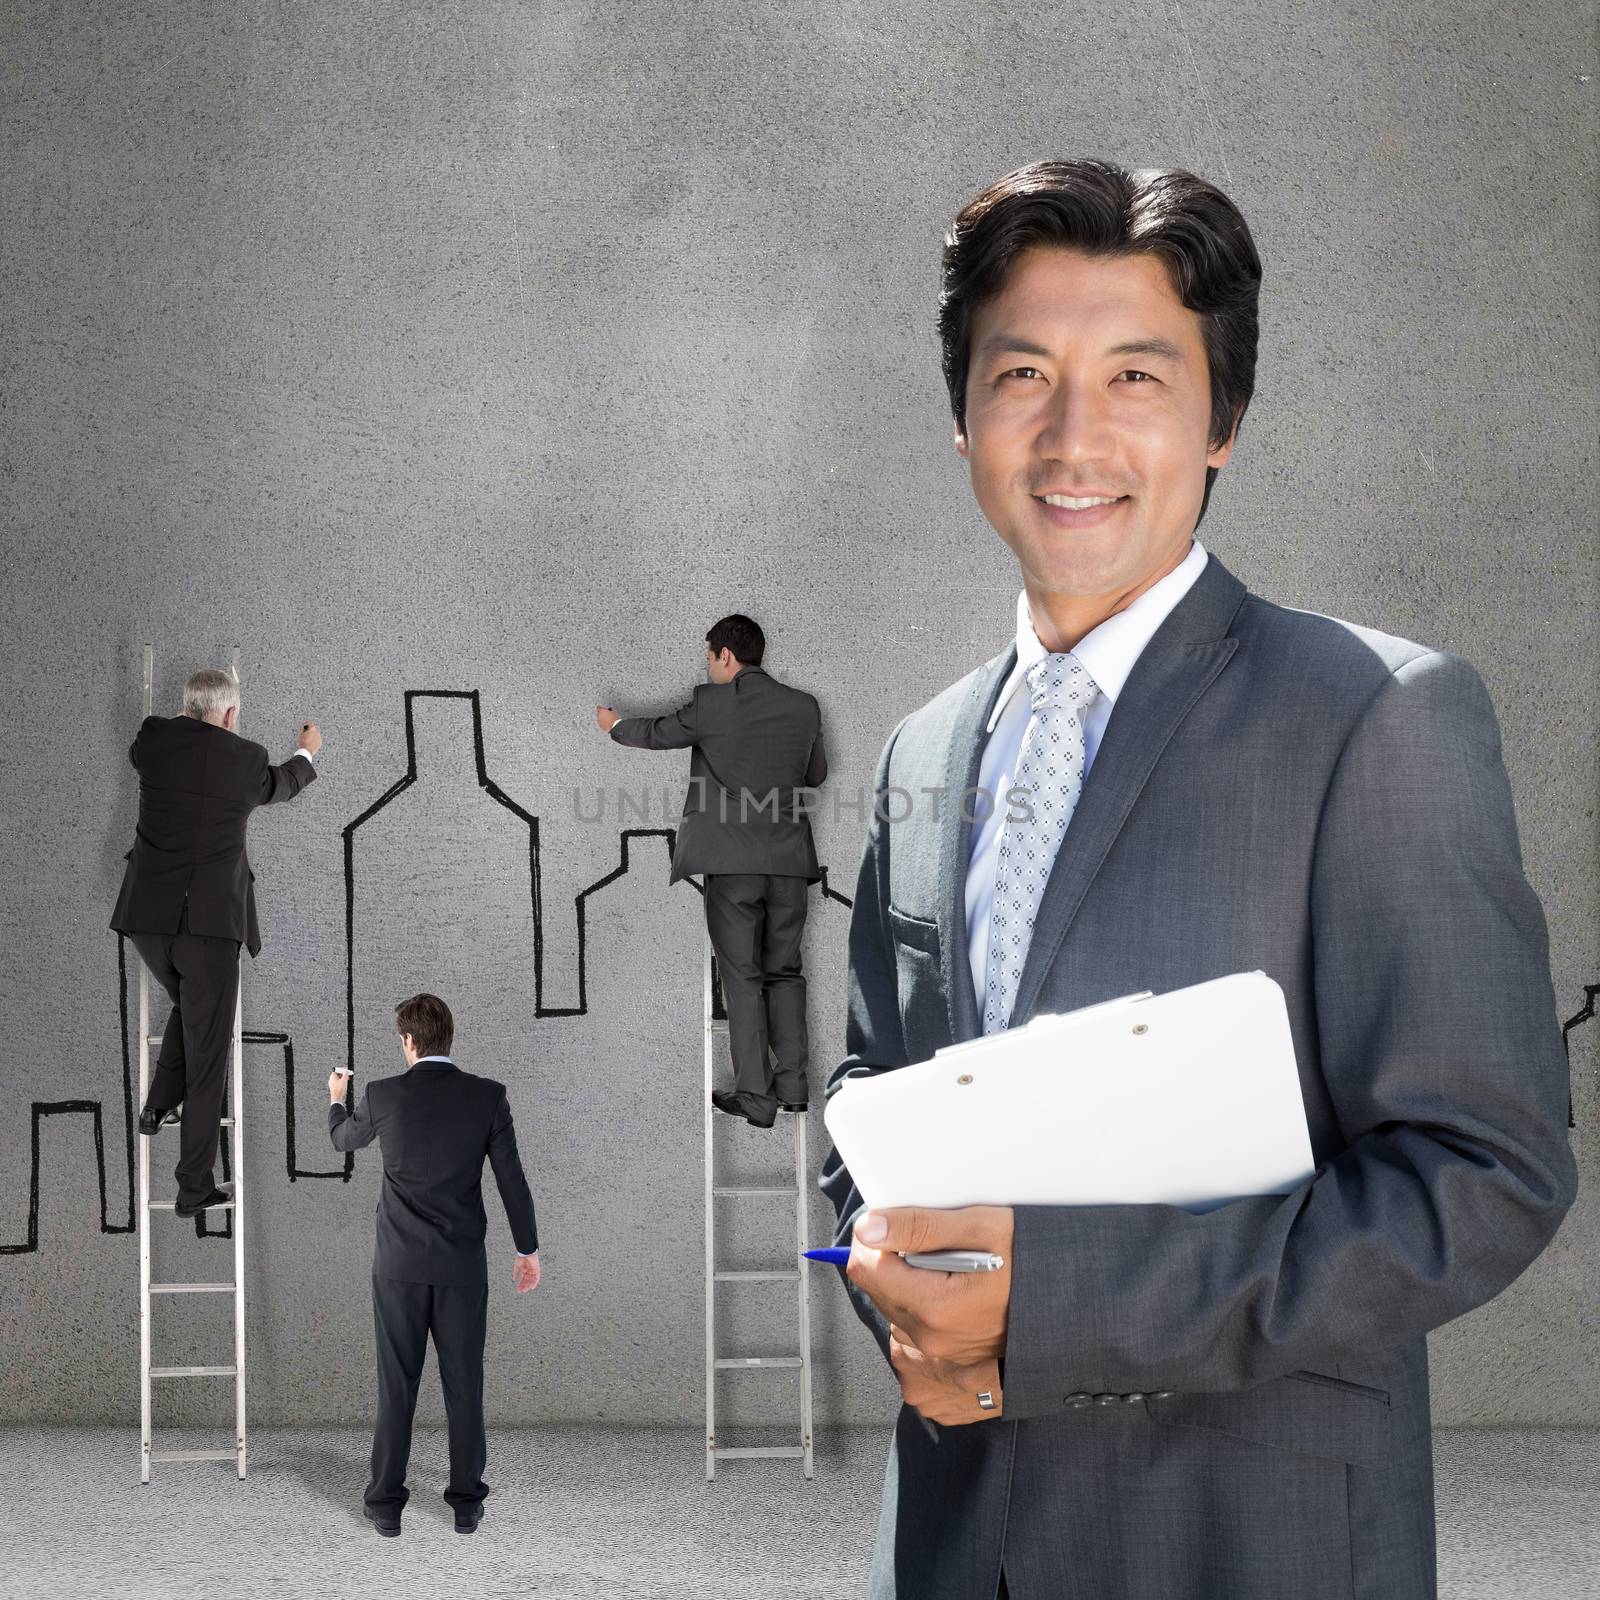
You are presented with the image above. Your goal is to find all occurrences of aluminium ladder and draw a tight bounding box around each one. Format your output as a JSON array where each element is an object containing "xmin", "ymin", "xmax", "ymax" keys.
[
  {"xmin": 703, "ymin": 925, "xmax": 814, "ymax": 1480},
  {"xmin": 137, "ymin": 644, "xmax": 248, "ymax": 1483}
]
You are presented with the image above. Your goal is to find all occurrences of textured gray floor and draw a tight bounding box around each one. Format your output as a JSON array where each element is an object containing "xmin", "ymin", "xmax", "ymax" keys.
[{"xmin": 0, "ymin": 1426, "xmax": 1594, "ymax": 1599}]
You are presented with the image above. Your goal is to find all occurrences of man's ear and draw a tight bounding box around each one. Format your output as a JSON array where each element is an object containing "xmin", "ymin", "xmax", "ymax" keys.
[
  {"xmin": 1206, "ymin": 408, "xmax": 1241, "ymax": 470},
  {"xmin": 954, "ymin": 419, "xmax": 970, "ymax": 459}
]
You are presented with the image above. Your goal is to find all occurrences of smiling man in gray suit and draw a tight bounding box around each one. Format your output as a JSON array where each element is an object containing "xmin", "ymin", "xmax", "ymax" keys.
[{"xmin": 820, "ymin": 159, "xmax": 1577, "ymax": 1600}]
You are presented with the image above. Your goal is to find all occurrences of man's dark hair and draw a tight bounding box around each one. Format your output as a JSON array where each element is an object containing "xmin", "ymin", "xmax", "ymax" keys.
[
  {"xmin": 395, "ymin": 993, "xmax": 454, "ymax": 1057},
  {"xmin": 706, "ymin": 614, "xmax": 765, "ymax": 667},
  {"xmin": 937, "ymin": 159, "xmax": 1262, "ymax": 529}
]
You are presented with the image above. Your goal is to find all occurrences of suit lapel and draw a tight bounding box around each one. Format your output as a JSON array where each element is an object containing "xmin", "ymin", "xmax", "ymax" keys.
[
  {"xmin": 1005, "ymin": 555, "xmax": 1249, "ymax": 1028},
  {"xmin": 936, "ymin": 645, "xmax": 1019, "ymax": 1046}
]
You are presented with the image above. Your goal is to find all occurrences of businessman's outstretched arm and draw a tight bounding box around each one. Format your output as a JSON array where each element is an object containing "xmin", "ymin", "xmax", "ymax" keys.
[
  {"xmin": 997, "ymin": 651, "xmax": 1578, "ymax": 1416},
  {"xmin": 487, "ymin": 1088, "xmax": 539, "ymax": 1256},
  {"xmin": 329, "ymin": 1084, "xmax": 378, "ymax": 1151},
  {"xmin": 609, "ymin": 690, "xmax": 701, "ymax": 751},
  {"xmin": 254, "ymin": 740, "xmax": 319, "ymax": 806}
]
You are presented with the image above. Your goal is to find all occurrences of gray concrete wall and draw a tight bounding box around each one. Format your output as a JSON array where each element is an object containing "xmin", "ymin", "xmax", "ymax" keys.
[{"xmin": 1, "ymin": 1, "xmax": 1593, "ymax": 1430}]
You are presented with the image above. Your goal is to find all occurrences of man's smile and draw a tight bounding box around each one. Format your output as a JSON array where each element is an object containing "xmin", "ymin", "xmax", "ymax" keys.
[{"xmin": 1031, "ymin": 491, "xmax": 1131, "ymax": 529}]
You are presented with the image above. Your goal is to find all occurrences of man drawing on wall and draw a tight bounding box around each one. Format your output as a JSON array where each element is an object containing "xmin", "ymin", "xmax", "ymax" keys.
[
  {"xmin": 598, "ymin": 614, "xmax": 828, "ymax": 1127},
  {"xmin": 330, "ymin": 993, "xmax": 540, "ymax": 1537},
  {"xmin": 111, "ymin": 667, "xmax": 321, "ymax": 1216}
]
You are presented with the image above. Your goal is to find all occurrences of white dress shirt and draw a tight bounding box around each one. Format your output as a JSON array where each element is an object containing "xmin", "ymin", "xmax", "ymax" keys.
[{"xmin": 963, "ymin": 539, "xmax": 1210, "ymax": 1009}]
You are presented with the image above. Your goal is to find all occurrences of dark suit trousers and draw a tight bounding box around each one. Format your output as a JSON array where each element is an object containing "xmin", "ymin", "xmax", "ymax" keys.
[
  {"xmin": 129, "ymin": 902, "xmax": 240, "ymax": 1207},
  {"xmin": 368, "ymin": 1275, "xmax": 490, "ymax": 1516},
  {"xmin": 703, "ymin": 872, "xmax": 810, "ymax": 1118}
]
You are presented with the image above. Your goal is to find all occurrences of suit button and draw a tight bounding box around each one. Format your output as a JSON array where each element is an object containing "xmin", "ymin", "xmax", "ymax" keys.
[
  {"xmin": 1093, "ymin": 1393, "xmax": 1116, "ymax": 1405},
  {"xmin": 1064, "ymin": 1392, "xmax": 1090, "ymax": 1406},
  {"xmin": 1122, "ymin": 1392, "xmax": 1144, "ymax": 1403},
  {"xmin": 1149, "ymin": 1390, "xmax": 1175, "ymax": 1400}
]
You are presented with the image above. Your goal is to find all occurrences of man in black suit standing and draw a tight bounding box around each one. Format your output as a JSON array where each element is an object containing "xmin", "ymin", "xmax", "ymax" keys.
[
  {"xmin": 111, "ymin": 667, "xmax": 321, "ymax": 1215},
  {"xmin": 329, "ymin": 992, "xmax": 541, "ymax": 1538},
  {"xmin": 597, "ymin": 614, "xmax": 828, "ymax": 1128}
]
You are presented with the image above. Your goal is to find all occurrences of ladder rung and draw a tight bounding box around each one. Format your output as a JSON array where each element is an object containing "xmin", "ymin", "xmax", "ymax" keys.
[
  {"xmin": 147, "ymin": 1199, "xmax": 236, "ymax": 1211},
  {"xmin": 150, "ymin": 1365, "xmax": 237, "ymax": 1379},
  {"xmin": 149, "ymin": 1448, "xmax": 238, "ymax": 1463},
  {"xmin": 714, "ymin": 1357, "xmax": 802, "ymax": 1369},
  {"xmin": 714, "ymin": 1446, "xmax": 806, "ymax": 1459},
  {"xmin": 713, "ymin": 1270, "xmax": 800, "ymax": 1282},
  {"xmin": 150, "ymin": 1282, "xmax": 235, "ymax": 1295},
  {"xmin": 707, "ymin": 1021, "xmax": 729, "ymax": 1033},
  {"xmin": 713, "ymin": 1186, "xmax": 798, "ymax": 1197}
]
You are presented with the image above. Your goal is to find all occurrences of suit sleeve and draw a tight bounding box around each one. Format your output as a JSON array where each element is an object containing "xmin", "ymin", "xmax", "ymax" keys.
[
  {"xmin": 129, "ymin": 715, "xmax": 153, "ymax": 768},
  {"xmin": 487, "ymin": 1088, "xmax": 539, "ymax": 1254},
  {"xmin": 804, "ymin": 724, "xmax": 828, "ymax": 788},
  {"xmin": 999, "ymin": 650, "xmax": 1579, "ymax": 1418},
  {"xmin": 329, "ymin": 1084, "xmax": 379, "ymax": 1152},
  {"xmin": 609, "ymin": 690, "xmax": 700, "ymax": 751},
  {"xmin": 819, "ymin": 715, "xmax": 913, "ymax": 1368},
  {"xmin": 254, "ymin": 741, "xmax": 318, "ymax": 807}
]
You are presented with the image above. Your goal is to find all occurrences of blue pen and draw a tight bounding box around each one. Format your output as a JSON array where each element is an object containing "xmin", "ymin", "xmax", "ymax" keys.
[{"xmin": 804, "ymin": 1247, "xmax": 1005, "ymax": 1272}]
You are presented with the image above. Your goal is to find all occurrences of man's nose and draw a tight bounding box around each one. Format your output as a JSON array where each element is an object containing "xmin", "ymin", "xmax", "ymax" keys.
[{"xmin": 1033, "ymin": 377, "xmax": 1114, "ymax": 463}]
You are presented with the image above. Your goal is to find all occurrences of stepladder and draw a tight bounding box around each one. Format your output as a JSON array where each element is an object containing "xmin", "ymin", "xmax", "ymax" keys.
[
  {"xmin": 136, "ymin": 644, "xmax": 248, "ymax": 1483},
  {"xmin": 703, "ymin": 923, "xmax": 815, "ymax": 1481}
]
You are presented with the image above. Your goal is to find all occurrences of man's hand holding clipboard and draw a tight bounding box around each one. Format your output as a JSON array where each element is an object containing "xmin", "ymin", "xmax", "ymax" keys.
[{"xmin": 826, "ymin": 971, "xmax": 1316, "ymax": 1427}]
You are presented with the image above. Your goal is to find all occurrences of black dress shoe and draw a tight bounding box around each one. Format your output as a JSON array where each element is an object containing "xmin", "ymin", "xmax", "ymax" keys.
[
  {"xmin": 454, "ymin": 1505, "xmax": 483, "ymax": 1534},
  {"xmin": 137, "ymin": 1105, "xmax": 180, "ymax": 1135},
  {"xmin": 174, "ymin": 1182, "xmax": 234, "ymax": 1218},
  {"xmin": 710, "ymin": 1089, "xmax": 776, "ymax": 1129},
  {"xmin": 778, "ymin": 1102, "xmax": 809, "ymax": 1113},
  {"xmin": 363, "ymin": 1505, "xmax": 401, "ymax": 1537}
]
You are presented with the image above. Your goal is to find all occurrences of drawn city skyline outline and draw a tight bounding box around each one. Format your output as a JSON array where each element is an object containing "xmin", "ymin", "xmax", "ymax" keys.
[{"xmin": 2, "ymin": 686, "xmax": 853, "ymax": 1254}]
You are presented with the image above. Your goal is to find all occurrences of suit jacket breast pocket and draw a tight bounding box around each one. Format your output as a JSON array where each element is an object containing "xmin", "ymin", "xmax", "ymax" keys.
[{"xmin": 887, "ymin": 904, "xmax": 949, "ymax": 1060}]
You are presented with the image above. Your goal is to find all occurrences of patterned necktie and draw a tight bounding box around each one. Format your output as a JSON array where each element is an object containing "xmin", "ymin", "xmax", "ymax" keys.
[{"xmin": 982, "ymin": 652, "xmax": 1098, "ymax": 1035}]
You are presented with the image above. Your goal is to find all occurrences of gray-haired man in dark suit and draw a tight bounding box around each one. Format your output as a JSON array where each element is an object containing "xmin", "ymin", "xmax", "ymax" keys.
[
  {"xmin": 112, "ymin": 666, "xmax": 321, "ymax": 1214},
  {"xmin": 821, "ymin": 159, "xmax": 1577, "ymax": 1599},
  {"xmin": 597, "ymin": 614, "xmax": 827, "ymax": 1127}
]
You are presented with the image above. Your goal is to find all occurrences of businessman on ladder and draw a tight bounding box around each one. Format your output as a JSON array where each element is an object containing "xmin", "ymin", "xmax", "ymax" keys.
[
  {"xmin": 597, "ymin": 614, "xmax": 828, "ymax": 1127},
  {"xmin": 111, "ymin": 667, "xmax": 321, "ymax": 1216}
]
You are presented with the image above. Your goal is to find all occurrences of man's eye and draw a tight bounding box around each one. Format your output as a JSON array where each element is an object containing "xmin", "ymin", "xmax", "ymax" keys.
[
  {"xmin": 999, "ymin": 367, "xmax": 1041, "ymax": 382},
  {"xmin": 1120, "ymin": 370, "xmax": 1155, "ymax": 382}
]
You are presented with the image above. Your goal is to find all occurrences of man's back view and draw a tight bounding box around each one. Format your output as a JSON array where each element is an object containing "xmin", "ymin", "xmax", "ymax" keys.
[
  {"xmin": 329, "ymin": 993, "xmax": 540, "ymax": 1536},
  {"xmin": 111, "ymin": 666, "xmax": 321, "ymax": 1213},
  {"xmin": 598, "ymin": 613, "xmax": 827, "ymax": 1127}
]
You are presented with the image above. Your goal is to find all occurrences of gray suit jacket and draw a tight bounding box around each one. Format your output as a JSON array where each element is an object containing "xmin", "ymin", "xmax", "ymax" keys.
[
  {"xmin": 610, "ymin": 664, "xmax": 827, "ymax": 883},
  {"xmin": 820, "ymin": 551, "xmax": 1577, "ymax": 1600}
]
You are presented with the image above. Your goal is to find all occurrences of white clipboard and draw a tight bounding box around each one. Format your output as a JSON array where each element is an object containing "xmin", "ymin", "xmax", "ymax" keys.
[{"xmin": 823, "ymin": 971, "xmax": 1315, "ymax": 1214}]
